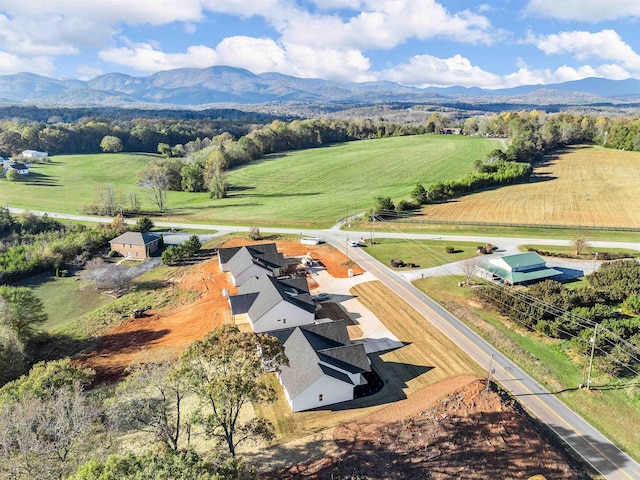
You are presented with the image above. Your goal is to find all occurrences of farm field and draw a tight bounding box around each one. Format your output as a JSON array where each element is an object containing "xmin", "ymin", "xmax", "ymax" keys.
[
  {"xmin": 0, "ymin": 135, "xmax": 501, "ymax": 227},
  {"xmin": 364, "ymin": 238, "xmax": 480, "ymax": 269},
  {"xmin": 421, "ymin": 145, "xmax": 640, "ymax": 228}
]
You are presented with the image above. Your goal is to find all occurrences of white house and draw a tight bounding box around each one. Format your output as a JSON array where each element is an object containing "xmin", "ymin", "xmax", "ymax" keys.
[
  {"xmin": 218, "ymin": 243, "xmax": 288, "ymax": 286},
  {"xmin": 228, "ymin": 275, "xmax": 315, "ymax": 332},
  {"xmin": 268, "ymin": 320, "xmax": 371, "ymax": 412},
  {"xmin": 21, "ymin": 150, "xmax": 48, "ymax": 159},
  {"xmin": 476, "ymin": 252, "xmax": 562, "ymax": 285},
  {"xmin": 3, "ymin": 162, "xmax": 29, "ymax": 175}
]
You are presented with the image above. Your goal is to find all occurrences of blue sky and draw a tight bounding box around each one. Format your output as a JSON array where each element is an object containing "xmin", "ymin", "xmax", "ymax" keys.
[{"xmin": 1, "ymin": 0, "xmax": 640, "ymax": 89}]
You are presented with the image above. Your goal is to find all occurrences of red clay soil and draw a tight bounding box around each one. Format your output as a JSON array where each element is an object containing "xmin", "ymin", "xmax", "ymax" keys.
[
  {"xmin": 82, "ymin": 257, "xmax": 236, "ymax": 383},
  {"xmin": 219, "ymin": 237, "xmax": 365, "ymax": 278},
  {"xmin": 81, "ymin": 238, "xmax": 361, "ymax": 384},
  {"xmin": 265, "ymin": 378, "xmax": 588, "ymax": 480}
]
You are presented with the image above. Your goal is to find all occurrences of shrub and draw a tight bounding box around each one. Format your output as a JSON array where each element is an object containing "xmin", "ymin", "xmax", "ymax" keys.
[
  {"xmin": 248, "ymin": 226, "xmax": 262, "ymax": 240},
  {"xmin": 136, "ymin": 217, "xmax": 154, "ymax": 233},
  {"xmin": 444, "ymin": 246, "xmax": 455, "ymax": 254},
  {"xmin": 5, "ymin": 169, "xmax": 19, "ymax": 182}
]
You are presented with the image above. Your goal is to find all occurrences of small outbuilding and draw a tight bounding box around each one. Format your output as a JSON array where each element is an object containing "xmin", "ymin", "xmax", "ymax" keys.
[
  {"xmin": 476, "ymin": 252, "xmax": 562, "ymax": 285},
  {"xmin": 3, "ymin": 162, "xmax": 29, "ymax": 175},
  {"xmin": 21, "ymin": 150, "xmax": 48, "ymax": 159},
  {"xmin": 109, "ymin": 231, "xmax": 159, "ymax": 259}
]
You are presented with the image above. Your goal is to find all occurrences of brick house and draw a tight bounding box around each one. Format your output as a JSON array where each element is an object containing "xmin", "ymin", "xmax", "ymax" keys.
[{"xmin": 109, "ymin": 232, "xmax": 160, "ymax": 259}]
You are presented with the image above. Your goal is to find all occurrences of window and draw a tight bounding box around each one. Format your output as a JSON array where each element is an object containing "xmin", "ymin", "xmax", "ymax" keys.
[
  {"xmin": 318, "ymin": 394, "xmax": 323, "ymax": 402},
  {"xmin": 283, "ymin": 319, "xmax": 286, "ymax": 324}
]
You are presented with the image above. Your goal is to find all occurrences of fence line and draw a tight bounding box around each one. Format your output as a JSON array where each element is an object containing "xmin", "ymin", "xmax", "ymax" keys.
[{"xmin": 385, "ymin": 218, "xmax": 640, "ymax": 232}]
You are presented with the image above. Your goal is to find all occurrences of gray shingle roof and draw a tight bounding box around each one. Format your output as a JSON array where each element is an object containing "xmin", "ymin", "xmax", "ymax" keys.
[
  {"xmin": 267, "ymin": 320, "xmax": 370, "ymax": 399},
  {"xmin": 231, "ymin": 275, "xmax": 314, "ymax": 322},
  {"xmin": 226, "ymin": 246, "xmax": 285, "ymax": 279},
  {"xmin": 228, "ymin": 293, "xmax": 259, "ymax": 314},
  {"xmin": 109, "ymin": 231, "xmax": 158, "ymax": 246},
  {"xmin": 218, "ymin": 243, "xmax": 279, "ymax": 265}
]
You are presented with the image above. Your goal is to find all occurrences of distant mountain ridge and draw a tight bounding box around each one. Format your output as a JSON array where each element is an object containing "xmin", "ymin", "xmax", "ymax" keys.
[{"xmin": 0, "ymin": 66, "xmax": 639, "ymax": 107}]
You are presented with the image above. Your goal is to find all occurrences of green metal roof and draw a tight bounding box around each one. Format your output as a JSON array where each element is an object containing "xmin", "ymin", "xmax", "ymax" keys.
[
  {"xmin": 498, "ymin": 252, "xmax": 545, "ymax": 269},
  {"xmin": 480, "ymin": 263, "xmax": 562, "ymax": 284}
]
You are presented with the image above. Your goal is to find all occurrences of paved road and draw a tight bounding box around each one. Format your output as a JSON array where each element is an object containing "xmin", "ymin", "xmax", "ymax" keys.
[
  {"xmin": 10, "ymin": 207, "xmax": 640, "ymax": 478},
  {"xmin": 329, "ymin": 237, "xmax": 640, "ymax": 480}
]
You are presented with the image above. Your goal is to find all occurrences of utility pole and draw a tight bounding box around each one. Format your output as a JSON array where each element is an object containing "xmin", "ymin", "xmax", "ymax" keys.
[
  {"xmin": 586, "ymin": 324, "xmax": 598, "ymax": 390},
  {"xmin": 370, "ymin": 213, "xmax": 376, "ymax": 244},
  {"xmin": 345, "ymin": 235, "xmax": 349, "ymax": 263},
  {"xmin": 485, "ymin": 353, "xmax": 494, "ymax": 392},
  {"xmin": 592, "ymin": 251, "xmax": 599, "ymax": 273}
]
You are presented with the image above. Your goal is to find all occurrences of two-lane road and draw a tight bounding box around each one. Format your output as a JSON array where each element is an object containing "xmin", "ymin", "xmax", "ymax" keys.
[{"xmin": 328, "ymin": 237, "xmax": 640, "ymax": 480}]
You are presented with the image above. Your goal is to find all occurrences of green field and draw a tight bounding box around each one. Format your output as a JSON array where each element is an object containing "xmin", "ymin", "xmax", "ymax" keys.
[
  {"xmin": 16, "ymin": 271, "xmax": 112, "ymax": 332},
  {"xmin": 365, "ymin": 238, "xmax": 480, "ymax": 269},
  {"xmin": 0, "ymin": 135, "xmax": 501, "ymax": 227}
]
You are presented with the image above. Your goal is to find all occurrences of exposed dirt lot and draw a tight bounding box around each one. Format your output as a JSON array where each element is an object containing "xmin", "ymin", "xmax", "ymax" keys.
[
  {"xmin": 265, "ymin": 378, "xmax": 587, "ymax": 480},
  {"xmin": 82, "ymin": 238, "xmax": 364, "ymax": 383}
]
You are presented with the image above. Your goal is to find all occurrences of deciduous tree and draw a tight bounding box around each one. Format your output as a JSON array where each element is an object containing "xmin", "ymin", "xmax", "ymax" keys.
[
  {"xmin": 100, "ymin": 135, "xmax": 123, "ymax": 153},
  {"xmin": 178, "ymin": 325, "xmax": 287, "ymax": 456}
]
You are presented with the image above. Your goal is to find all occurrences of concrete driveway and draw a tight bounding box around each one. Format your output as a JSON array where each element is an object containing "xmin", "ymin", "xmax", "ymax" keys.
[{"xmin": 309, "ymin": 266, "xmax": 403, "ymax": 353}]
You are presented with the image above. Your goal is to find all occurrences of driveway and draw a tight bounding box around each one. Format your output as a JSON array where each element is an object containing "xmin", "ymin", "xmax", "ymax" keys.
[{"xmin": 309, "ymin": 266, "xmax": 403, "ymax": 353}]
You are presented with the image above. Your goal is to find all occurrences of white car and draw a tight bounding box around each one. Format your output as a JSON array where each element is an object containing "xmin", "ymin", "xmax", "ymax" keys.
[{"xmin": 348, "ymin": 240, "xmax": 359, "ymax": 247}]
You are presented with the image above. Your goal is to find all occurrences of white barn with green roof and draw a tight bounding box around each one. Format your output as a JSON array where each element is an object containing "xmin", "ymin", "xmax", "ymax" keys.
[{"xmin": 477, "ymin": 252, "xmax": 562, "ymax": 285}]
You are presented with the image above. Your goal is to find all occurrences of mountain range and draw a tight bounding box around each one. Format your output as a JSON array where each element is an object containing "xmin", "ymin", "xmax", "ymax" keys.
[{"xmin": 0, "ymin": 66, "xmax": 639, "ymax": 107}]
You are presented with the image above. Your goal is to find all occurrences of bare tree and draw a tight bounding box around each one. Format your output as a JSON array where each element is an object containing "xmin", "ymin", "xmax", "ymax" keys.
[
  {"xmin": 139, "ymin": 162, "xmax": 171, "ymax": 212},
  {"xmin": 461, "ymin": 259, "xmax": 479, "ymax": 286},
  {"xmin": 574, "ymin": 238, "xmax": 590, "ymax": 256},
  {"xmin": 82, "ymin": 258, "xmax": 109, "ymax": 289},
  {"xmin": 96, "ymin": 184, "xmax": 119, "ymax": 216},
  {"xmin": 128, "ymin": 191, "xmax": 140, "ymax": 212},
  {"xmin": 0, "ymin": 384, "xmax": 104, "ymax": 480},
  {"xmin": 109, "ymin": 352, "xmax": 191, "ymax": 451}
]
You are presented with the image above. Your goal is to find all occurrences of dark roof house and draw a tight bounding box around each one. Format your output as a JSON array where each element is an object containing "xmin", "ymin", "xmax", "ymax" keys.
[
  {"xmin": 229, "ymin": 275, "xmax": 315, "ymax": 332},
  {"xmin": 268, "ymin": 320, "xmax": 371, "ymax": 412},
  {"xmin": 109, "ymin": 231, "xmax": 160, "ymax": 259},
  {"xmin": 219, "ymin": 243, "xmax": 287, "ymax": 286}
]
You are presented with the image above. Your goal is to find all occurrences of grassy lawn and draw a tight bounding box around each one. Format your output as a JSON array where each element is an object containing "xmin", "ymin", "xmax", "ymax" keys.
[
  {"xmin": 419, "ymin": 145, "xmax": 640, "ymax": 229},
  {"xmin": 0, "ymin": 136, "xmax": 500, "ymax": 228},
  {"xmin": 255, "ymin": 280, "xmax": 481, "ymax": 442},
  {"xmin": 415, "ymin": 275, "xmax": 640, "ymax": 462},
  {"xmin": 365, "ymin": 237, "xmax": 480, "ymax": 269},
  {"xmin": 346, "ymin": 218, "xmax": 640, "ymax": 242},
  {"xmin": 15, "ymin": 270, "xmax": 113, "ymax": 332}
]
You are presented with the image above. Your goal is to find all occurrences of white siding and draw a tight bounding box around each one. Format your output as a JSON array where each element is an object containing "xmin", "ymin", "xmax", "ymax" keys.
[
  {"xmin": 251, "ymin": 301, "xmax": 314, "ymax": 333},
  {"xmin": 289, "ymin": 376, "xmax": 354, "ymax": 412}
]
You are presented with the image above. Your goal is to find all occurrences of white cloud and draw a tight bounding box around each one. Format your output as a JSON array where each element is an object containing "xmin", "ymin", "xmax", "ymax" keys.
[
  {"xmin": 502, "ymin": 64, "xmax": 630, "ymax": 88},
  {"xmin": 383, "ymin": 53, "xmax": 501, "ymax": 88},
  {"xmin": 0, "ymin": 50, "xmax": 55, "ymax": 75},
  {"xmin": 528, "ymin": 30, "xmax": 640, "ymax": 72},
  {"xmin": 281, "ymin": 0, "xmax": 497, "ymax": 50},
  {"xmin": 99, "ymin": 36, "xmax": 374, "ymax": 82},
  {"xmin": 525, "ymin": 0, "xmax": 640, "ymax": 22}
]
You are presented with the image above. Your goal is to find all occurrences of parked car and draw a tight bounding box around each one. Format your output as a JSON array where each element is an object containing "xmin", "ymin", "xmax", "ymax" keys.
[
  {"xmin": 312, "ymin": 293, "xmax": 330, "ymax": 302},
  {"xmin": 348, "ymin": 240, "xmax": 359, "ymax": 247}
]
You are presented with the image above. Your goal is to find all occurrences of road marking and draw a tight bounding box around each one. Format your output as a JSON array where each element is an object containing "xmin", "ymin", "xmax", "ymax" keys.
[{"xmin": 347, "ymin": 245, "xmax": 639, "ymax": 480}]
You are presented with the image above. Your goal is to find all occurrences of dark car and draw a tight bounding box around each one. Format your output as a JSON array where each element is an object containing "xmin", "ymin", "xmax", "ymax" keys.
[{"xmin": 312, "ymin": 293, "xmax": 330, "ymax": 302}]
